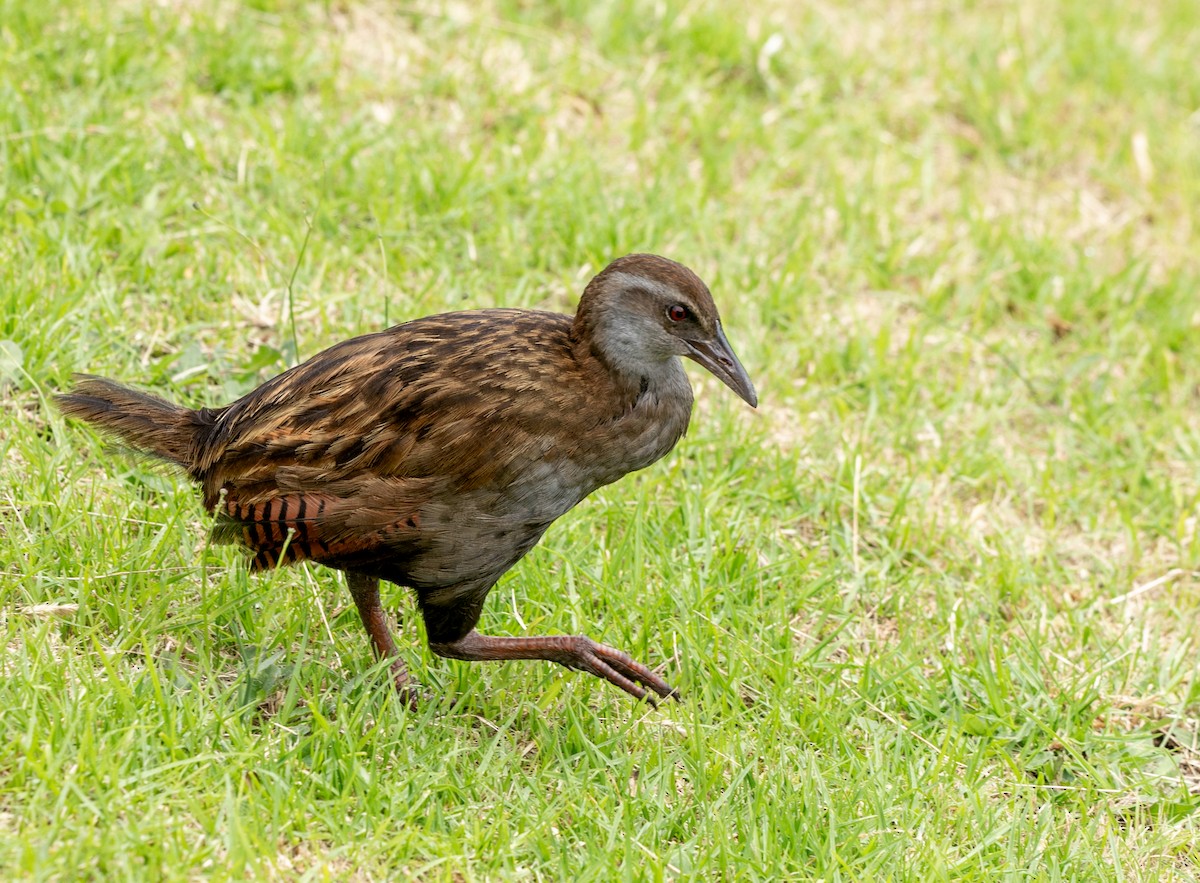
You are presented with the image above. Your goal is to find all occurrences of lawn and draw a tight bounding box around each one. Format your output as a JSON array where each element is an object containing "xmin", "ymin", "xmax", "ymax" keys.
[{"xmin": 2, "ymin": 0, "xmax": 1199, "ymax": 879}]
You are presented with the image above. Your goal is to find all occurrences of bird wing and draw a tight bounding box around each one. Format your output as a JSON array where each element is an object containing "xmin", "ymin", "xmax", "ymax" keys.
[{"xmin": 200, "ymin": 309, "xmax": 629, "ymax": 571}]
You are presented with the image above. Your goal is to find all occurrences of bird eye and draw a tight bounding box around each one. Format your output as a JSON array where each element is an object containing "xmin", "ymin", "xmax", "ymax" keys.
[{"xmin": 667, "ymin": 304, "xmax": 689, "ymax": 322}]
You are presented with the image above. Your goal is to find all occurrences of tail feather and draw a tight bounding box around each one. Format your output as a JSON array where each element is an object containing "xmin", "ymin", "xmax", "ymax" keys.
[{"xmin": 56, "ymin": 374, "xmax": 209, "ymax": 469}]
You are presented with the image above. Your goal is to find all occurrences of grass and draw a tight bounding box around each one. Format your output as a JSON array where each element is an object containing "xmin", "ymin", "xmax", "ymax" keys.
[{"xmin": 2, "ymin": 0, "xmax": 1199, "ymax": 878}]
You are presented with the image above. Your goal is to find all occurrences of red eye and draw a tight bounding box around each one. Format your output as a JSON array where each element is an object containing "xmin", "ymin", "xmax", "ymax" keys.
[{"xmin": 667, "ymin": 304, "xmax": 688, "ymax": 322}]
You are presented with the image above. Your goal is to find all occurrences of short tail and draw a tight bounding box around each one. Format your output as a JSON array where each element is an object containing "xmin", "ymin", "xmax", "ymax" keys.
[{"xmin": 56, "ymin": 374, "xmax": 211, "ymax": 469}]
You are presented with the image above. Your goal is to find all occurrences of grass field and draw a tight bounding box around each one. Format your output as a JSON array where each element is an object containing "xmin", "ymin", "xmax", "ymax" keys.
[{"xmin": 3, "ymin": 0, "xmax": 1200, "ymax": 878}]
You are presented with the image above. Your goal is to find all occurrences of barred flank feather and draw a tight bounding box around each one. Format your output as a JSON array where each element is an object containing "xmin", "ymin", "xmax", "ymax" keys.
[
  {"xmin": 211, "ymin": 491, "xmax": 333, "ymax": 570},
  {"xmin": 212, "ymin": 490, "xmax": 423, "ymax": 572}
]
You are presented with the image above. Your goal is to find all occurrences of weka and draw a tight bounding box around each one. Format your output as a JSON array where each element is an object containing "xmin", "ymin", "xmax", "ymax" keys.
[{"xmin": 57, "ymin": 254, "xmax": 757, "ymax": 706}]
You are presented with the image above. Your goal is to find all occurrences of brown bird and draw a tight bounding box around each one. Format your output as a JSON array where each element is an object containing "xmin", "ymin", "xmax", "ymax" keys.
[{"xmin": 57, "ymin": 254, "xmax": 756, "ymax": 706}]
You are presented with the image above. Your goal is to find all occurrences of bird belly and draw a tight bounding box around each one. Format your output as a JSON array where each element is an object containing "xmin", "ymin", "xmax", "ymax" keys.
[{"xmin": 400, "ymin": 505, "xmax": 553, "ymax": 591}]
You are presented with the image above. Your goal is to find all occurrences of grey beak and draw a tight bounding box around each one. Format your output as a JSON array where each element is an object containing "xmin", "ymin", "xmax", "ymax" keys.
[{"xmin": 684, "ymin": 324, "xmax": 758, "ymax": 408}]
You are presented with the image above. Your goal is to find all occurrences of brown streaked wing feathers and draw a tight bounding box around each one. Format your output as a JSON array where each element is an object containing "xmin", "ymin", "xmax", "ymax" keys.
[
  {"xmin": 199, "ymin": 309, "xmax": 637, "ymax": 571},
  {"xmin": 201, "ymin": 312, "xmax": 620, "ymax": 489}
]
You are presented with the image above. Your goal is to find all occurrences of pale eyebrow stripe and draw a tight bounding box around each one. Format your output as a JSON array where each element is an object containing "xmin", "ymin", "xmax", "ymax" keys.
[{"xmin": 606, "ymin": 271, "xmax": 695, "ymax": 308}]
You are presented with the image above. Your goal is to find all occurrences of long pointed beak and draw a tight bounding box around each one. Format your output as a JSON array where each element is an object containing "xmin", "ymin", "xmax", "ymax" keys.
[{"xmin": 684, "ymin": 324, "xmax": 758, "ymax": 408}]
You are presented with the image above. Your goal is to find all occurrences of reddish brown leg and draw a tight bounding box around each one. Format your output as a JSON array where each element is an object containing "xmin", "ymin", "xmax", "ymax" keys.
[
  {"xmin": 346, "ymin": 571, "xmax": 417, "ymax": 709},
  {"xmin": 428, "ymin": 630, "xmax": 678, "ymax": 705}
]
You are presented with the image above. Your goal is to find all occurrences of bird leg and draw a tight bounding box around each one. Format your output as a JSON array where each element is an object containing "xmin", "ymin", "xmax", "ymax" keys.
[
  {"xmin": 346, "ymin": 571, "xmax": 417, "ymax": 708},
  {"xmin": 428, "ymin": 630, "xmax": 678, "ymax": 705}
]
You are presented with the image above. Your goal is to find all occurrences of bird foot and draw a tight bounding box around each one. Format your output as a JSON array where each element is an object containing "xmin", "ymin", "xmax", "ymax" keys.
[
  {"xmin": 565, "ymin": 636, "xmax": 679, "ymax": 706},
  {"xmin": 389, "ymin": 660, "xmax": 421, "ymax": 711},
  {"xmin": 430, "ymin": 631, "xmax": 679, "ymax": 705}
]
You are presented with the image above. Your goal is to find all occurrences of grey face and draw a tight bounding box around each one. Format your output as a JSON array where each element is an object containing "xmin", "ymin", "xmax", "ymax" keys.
[{"xmin": 604, "ymin": 270, "xmax": 757, "ymax": 408}]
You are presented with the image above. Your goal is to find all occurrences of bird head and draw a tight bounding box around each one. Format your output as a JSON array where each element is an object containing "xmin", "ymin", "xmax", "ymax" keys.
[{"xmin": 574, "ymin": 254, "xmax": 757, "ymax": 408}]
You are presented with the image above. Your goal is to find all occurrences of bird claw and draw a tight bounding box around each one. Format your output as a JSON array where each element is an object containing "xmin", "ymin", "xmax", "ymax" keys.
[
  {"xmin": 390, "ymin": 661, "xmax": 421, "ymax": 711},
  {"xmin": 571, "ymin": 638, "xmax": 679, "ymax": 705}
]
